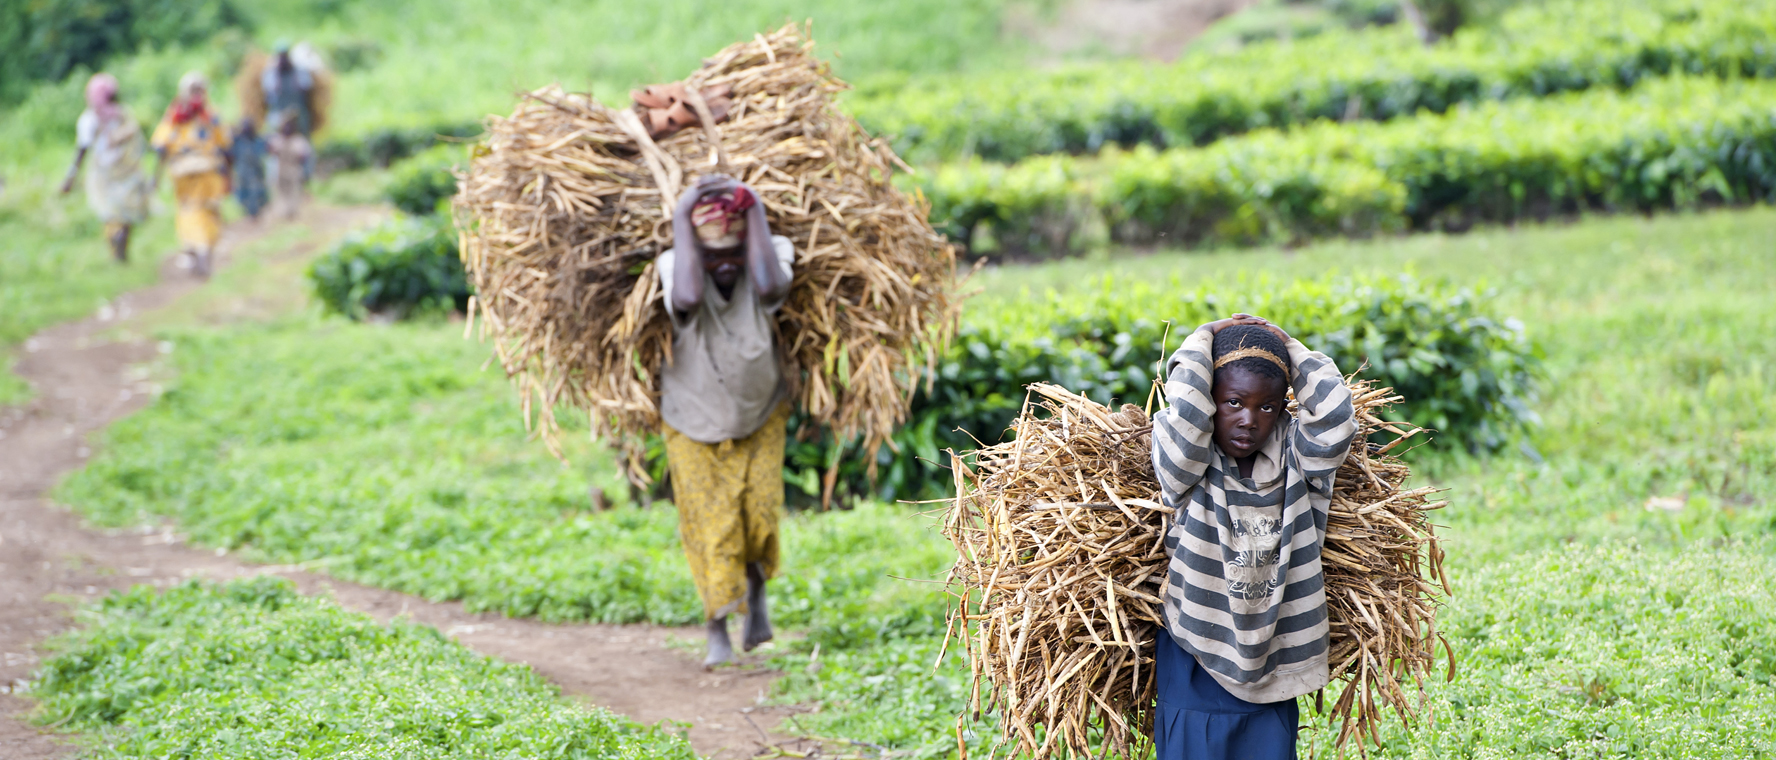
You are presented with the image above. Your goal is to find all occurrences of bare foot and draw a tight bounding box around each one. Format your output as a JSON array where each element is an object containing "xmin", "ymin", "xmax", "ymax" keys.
[
  {"xmin": 741, "ymin": 562, "xmax": 773, "ymax": 651},
  {"xmin": 704, "ymin": 616, "xmax": 733, "ymax": 668}
]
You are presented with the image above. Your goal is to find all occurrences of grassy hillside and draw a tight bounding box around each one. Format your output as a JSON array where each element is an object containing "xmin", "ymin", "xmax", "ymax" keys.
[
  {"xmin": 0, "ymin": 0, "xmax": 1041, "ymax": 392},
  {"xmin": 51, "ymin": 204, "xmax": 1776, "ymax": 755}
]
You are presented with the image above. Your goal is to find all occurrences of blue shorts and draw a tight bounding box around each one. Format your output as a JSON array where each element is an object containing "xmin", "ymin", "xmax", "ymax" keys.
[{"xmin": 1154, "ymin": 630, "xmax": 1300, "ymax": 760}]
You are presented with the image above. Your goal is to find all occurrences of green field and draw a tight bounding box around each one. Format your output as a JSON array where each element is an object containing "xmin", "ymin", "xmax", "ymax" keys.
[
  {"xmin": 44, "ymin": 206, "xmax": 1776, "ymax": 757},
  {"xmin": 9, "ymin": 0, "xmax": 1776, "ymax": 756},
  {"xmin": 28, "ymin": 577, "xmax": 697, "ymax": 759},
  {"xmin": 0, "ymin": 0, "xmax": 1035, "ymax": 370}
]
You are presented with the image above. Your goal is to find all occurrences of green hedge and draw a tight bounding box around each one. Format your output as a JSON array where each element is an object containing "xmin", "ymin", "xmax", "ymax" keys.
[
  {"xmin": 307, "ymin": 215, "xmax": 469, "ymax": 320},
  {"xmin": 785, "ymin": 271, "xmax": 1538, "ymax": 504},
  {"xmin": 918, "ymin": 75, "xmax": 1776, "ymax": 255},
  {"xmin": 315, "ymin": 121, "xmax": 480, "ymax": 174},
  {"xmin": 850, "ymin": 0, "xmax": 1776, "ymax": 164},
  {"xmin": 385, "ymin": 143, "xmax": 465, "ymax": 216},
  {"xmin": 0, "ymin": 0, "xmax": 250, "ymax": 105}
]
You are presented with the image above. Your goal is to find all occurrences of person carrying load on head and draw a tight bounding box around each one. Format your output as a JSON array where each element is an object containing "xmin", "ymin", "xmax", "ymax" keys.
[
  {"xmin": 261, "ymin": 42, "xmax": 317, "ymax": 180},
  {"xmin": 61, "ymin": 73, "xmax": 152, "ymax": 263},
  {"xmin": 656, "ymin": 173, "xmax": 795, "ymax": 668},
  {"xmin": 1148, "ymin": 314, "xmax": 1358, "ymax": 760},
  {"xmin": 151, "ymin": 72, "xmax": 232, "ymax": 278}
]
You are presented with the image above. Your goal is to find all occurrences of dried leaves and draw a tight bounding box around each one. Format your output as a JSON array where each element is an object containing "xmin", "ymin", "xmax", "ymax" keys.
[
  {"xmin": 454, "ymin": 24, "xmax": 960, "ymax": 483},
  {"xmin": 944, "ymin": 380, "xmax": 1450, "ymax": 759}
]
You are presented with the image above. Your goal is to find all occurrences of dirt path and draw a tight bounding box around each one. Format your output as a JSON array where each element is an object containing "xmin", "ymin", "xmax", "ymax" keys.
[{"xmin": 0, "ymin": 207, "xmax": 802, "ymax": 759}]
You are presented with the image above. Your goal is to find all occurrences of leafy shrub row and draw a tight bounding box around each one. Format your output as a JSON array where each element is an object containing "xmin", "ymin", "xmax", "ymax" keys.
[
  {"xmin": 917, "ymin": 75, "xmax": 1776, "ymax": 256},
  {"xmin": 385, "ymin": 143, "xmax": 466, "ymax": 216},
  {"xmin": 787, "ymin": 272, "xmax": 1538, "ymax": 504},
  {"xmin": 315, "ymin": 121, "xmax": 480, "ymax": 174},
  {"xmin": 0, "ymin": 0, "xmax": 250, "ymax": 105},
  {"xmin": 850, "ymin": 0, "xmax": 1776, "ymax": 163},
  {"xmin": 308, "ymin": 214, "xmax": 469, "ymax": 320}
]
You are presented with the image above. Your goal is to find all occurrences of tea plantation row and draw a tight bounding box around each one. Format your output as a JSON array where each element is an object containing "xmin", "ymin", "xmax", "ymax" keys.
[
  {"xmin": 919, "ymin": 75, "xmax": 1776, "ymax": 256},
  {"xmin": 850, "ymin": 0, "xmax": 1776, "ymax": 163}
]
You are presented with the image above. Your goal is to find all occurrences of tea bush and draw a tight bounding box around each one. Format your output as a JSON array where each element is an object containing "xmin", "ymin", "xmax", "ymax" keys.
[
  {"xmin": 385, "ymin": 143, "xmax": 465, "ymax": 216},
  {"xmin": 919, "ymin": 75, "xmax": 1776, "ymax": 254},
  {"xmin": 316, "ymin": 121, "xmax": 481, "ymax": 174},
  {"xmin": 307, "ymin": 214, "xmax": 469, "ymax": 319},
  {"xmin": 852, "ymin": 0, "xmax": 1776, "ymax": 164},
  {"xmin": 800, "ymin": 271, "xmax": 1538, "ymax": 503},
  {"xmin": 0, "ymin": 0, "xmax": 251, "ymax": 105}
]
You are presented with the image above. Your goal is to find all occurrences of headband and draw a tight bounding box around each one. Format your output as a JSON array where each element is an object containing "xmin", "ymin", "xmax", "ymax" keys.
[{"xmin": 1212, "ymin": 347, "xmax": 1290, "ymax": 381}]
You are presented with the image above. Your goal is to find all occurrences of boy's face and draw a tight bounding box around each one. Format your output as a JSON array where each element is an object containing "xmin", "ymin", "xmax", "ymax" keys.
[{"xmin": 1211, "ymin": 367, "xmax": 1287, "ymax": 460}]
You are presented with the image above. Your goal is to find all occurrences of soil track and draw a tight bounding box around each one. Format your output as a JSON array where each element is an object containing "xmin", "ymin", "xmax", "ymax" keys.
[{"xmin": 0, "ymin": 207, "xmax": 802, "ymax": 759}]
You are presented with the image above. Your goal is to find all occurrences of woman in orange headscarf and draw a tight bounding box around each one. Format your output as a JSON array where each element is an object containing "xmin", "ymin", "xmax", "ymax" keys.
[{"xmin": 151, "ymin": 71, "xmax": 232, "ymax": 277}]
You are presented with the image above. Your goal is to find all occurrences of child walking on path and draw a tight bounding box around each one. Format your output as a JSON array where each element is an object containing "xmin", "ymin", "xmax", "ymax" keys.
[
  {"xmin": 657, "ymin": 174, "xmax": 795, "ymax": 667},
  {"xmin": 1149, "ymin": 314, "xmax": 1357, "ymax": 759},
  {"xmin": 266, "ymin": 112, "xmax": 311, "ymax": 220},
  {"xmin": 230, "ymin": 118, "xmax": 269, "ymax": 221}
]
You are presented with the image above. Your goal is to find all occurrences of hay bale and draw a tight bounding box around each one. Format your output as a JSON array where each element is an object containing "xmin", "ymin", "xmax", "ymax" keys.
[
  {"xmin": 943, "ymin": 380, "xmax": 1451, "ymax": 759},
  {"xmin": 454, "ymin": 24, "xmax": 960, "ymax": 489},
  {"xmin": 233, "ymin": 50, "xmax": 334, "ymax": 135}
]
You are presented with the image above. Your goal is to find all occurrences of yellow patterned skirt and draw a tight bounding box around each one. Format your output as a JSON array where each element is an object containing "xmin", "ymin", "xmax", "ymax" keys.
[
  {"xmin": 663, "ymin": 402, "xmax": 788, "ymax": 621},
  {"xmin": 172, "ymin": 171, "xmax": 227, "ymax": 249}
]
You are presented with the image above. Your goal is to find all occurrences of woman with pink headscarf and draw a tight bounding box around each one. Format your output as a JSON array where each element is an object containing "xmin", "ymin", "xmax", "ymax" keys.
[
  {"xmin": 151, "ymin": 71, "xmax": 233, "ymax": 278},
  {"xmin": 61, "ymin": 73, "xmax": 152, "ymax": 263}
]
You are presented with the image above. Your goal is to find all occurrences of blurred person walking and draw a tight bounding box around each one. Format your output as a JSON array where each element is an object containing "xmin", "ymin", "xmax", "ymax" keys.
[
  {"xmin": 230, "ymin": 118, "xmax": 269, "ymax": 221},
  {"xmin": 658, "ymin": 175, "xmax": 794, "ymax": 668},
  {"xmin": 266, "ymin": 111, "xmax": 311, "ymax": 219},
  {"xmin": 60, "ymin": 73, "xmax": 152, "ymax": 263},
  {"xmin": 261, "ymin": 42, "xmax": 319, "ymax": 181},
  {"xmin": 151, "ymin": 72, "xmax": 232, "ymax": 278}
]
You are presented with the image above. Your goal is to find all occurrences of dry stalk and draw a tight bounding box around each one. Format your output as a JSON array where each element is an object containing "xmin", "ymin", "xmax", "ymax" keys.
[
  {"xmin": 944, "ymin": 380, "xmax": 1451, "ymax": 759},
  {"xmin": 454, "ymin": 23, "xmax": 961, "ymax": 491}
]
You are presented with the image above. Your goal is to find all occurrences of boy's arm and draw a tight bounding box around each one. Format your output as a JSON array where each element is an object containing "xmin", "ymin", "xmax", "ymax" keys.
[
  {"xmin": 669, "ymin": 181, "xmax": 713, "ymax": 314},
  {"xmin": 742, "ymin": 186, "xmax": 789, "ymax": 302},
  {"xmin": 1150, "ymin": 326, "xmax": 1218, "ymax": 508},
  {"xmin": 1285, "ymin": 337, "xmax": 1357, "ymax": 495}
]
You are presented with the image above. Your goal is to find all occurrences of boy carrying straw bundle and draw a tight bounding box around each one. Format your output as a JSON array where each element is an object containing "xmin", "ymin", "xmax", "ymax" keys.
[
  {"xmin": 1149, "ymin": 314, "xmax": 1356, "ymax": 757},
  {"xmin": 657, "ymin": 174, "xmax": 793, "ymax": 667}
]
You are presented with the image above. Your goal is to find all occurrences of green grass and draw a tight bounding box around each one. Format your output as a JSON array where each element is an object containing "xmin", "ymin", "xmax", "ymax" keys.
[
  {"xmin": 0, "ymin": 183, "xmax": 176, "ymax": 403},
  {"xmin": 27, "ymin": 577, "xmax": 697, "ymax": 759},
  {"xmin": 770, "ymin": 208, "xmax": 1776, "ymax": 758},
  {"xmin": 0, "ymin": 0, "xmax": 1038, "ymax": 170},
  {"xmin": 54, "ymin": 318, "xmax": 952, "ymax": 639},
  {"xmin": 49, "ymin": 207, "xmax": 1776, "ymax": 757},
  {"xmin": 0, "ymin": 0, "xmax": 1038, "ymax": 398}
]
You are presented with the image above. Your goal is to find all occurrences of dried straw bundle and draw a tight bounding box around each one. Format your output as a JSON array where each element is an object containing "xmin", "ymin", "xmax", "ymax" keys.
[
  {"xmin": 943, "ymin": 380, "xmax": 1450, "ymax": 759},
  {"xmin": 454, "ymin": 24, "xmax": 960, "ymax": 487}
]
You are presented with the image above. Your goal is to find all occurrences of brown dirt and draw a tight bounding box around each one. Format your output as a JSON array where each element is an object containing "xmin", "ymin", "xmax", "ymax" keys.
[
  {"xmin": 1009, "ymin": 0, "xmax": 1261, "ymax": 60},
  {"xmin": 0, "ymin": 206, "xmax": 804, "ymax": 759}
]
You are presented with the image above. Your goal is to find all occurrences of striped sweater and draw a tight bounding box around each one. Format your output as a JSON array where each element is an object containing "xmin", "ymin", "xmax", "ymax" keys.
[{"xmin": 1149, "ymin": 327, "xmax": 1357, "ymax": 703}]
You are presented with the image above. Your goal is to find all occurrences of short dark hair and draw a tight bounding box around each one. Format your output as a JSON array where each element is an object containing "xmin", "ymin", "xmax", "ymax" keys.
[{"xmin": 1212, "ymin": 324, "xmax": 1289, "ymax": 385}]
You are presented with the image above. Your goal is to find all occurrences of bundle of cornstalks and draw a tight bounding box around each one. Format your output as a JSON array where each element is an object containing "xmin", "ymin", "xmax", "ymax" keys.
[
  {"xmin": 454, "ymin": 24, "xmax": 960, "ymax": 491},
  {"xmin": 943, "ymin": 380, "xmax": 1450, "ymax": 759}
]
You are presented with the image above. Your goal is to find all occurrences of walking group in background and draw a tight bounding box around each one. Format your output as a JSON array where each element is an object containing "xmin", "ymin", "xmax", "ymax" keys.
[{"xmin": 60, "ymin": 42, "xmax": 326, "ymax": 276}]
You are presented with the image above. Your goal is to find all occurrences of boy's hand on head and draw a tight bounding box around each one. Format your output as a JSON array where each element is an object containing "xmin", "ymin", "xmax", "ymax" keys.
[
  {"xmin": 676, "ymin": 174, "xmax": 741, "ymax": 215},
  {"xmin": 1228, "ymin": 313, "xmax": 1292, "ymax": 343},
  {"xmin": 1201, "ymin": 313, "xmax": 1267, "ymax": 334}
]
